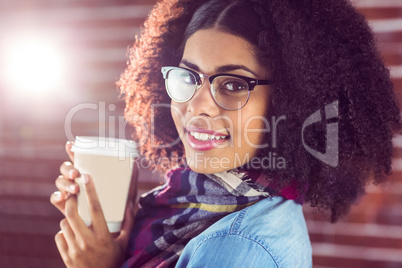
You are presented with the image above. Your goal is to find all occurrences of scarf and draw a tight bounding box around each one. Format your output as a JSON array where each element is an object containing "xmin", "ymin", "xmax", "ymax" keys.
[{"xmin": 122, "ymin": 167, "xmax": 302, "ymax": 268}]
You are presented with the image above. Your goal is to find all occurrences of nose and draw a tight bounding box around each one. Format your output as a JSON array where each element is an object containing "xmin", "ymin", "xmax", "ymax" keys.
[{"xmin": 186, "ymin": 79, "xmax": 220, "ymax": 117}]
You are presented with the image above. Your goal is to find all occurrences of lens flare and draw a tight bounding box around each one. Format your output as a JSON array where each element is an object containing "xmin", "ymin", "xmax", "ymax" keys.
[{"xmin": 1, "ymin": 33, "xmax": 67, "ymax": 98}]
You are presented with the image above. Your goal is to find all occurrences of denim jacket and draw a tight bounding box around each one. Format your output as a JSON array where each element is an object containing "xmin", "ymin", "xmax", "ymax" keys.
[{"xmin": 176, "ymin": 197, "xmax": 312, "ymax": 267}]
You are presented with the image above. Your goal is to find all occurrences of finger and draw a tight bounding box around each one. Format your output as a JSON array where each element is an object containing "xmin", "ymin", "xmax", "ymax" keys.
[
  {"xmin": 127, "ymin": 164, "xmax": 139, "ymax": 203},
  {"xmin": 66, "ymin": 141, "xmax": 75, "ymax": 162},
  {"xmin": 81, "ymin": 174, "xmax": 109, "ymax": 236},
  {"xmin": 60, "ymin": 161, "xmax": 80, "ymax": 182},
  {"xmin": 59, "ymin": 218, "xmax": 78, "ymax": 248},
  {"xmin": 116, "ymin": 166, "xmax": 138, "ymax": 244},
  {"xmin": 56, "ymin": 174, "xmax": 79, "ymax": 195},
  {"xmin": 117, "ymin": 201, "xmax": 137, "ymax": 246},
  {"xmin": 55, "ymin": 231, "xmax": 71, "ymax": 266},
  {"xmin": 64, "ymin": 194, "xmax": 91, "ymax": 240},
  {"xmin": 50, "ymin": 191, "xmax": 66, "ymax": 214}
]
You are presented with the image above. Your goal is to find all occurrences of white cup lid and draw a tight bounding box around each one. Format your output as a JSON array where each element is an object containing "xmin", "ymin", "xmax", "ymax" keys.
[{"xmin": 71, "ymin": 136, "xmax": 139, "ymax": 157}]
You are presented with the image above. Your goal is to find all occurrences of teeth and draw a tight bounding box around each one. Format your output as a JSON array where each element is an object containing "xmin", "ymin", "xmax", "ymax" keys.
[
  {"xmin": 199, "ymin": 133, "xmax": 208, "ymax": 141},
  {"xmin": 190, "ymin": 131, "xmax": 227, "ymax": 141},
  {"xmin": 193, "ymin": 132, "xmax": 200, "ymax": 140}
]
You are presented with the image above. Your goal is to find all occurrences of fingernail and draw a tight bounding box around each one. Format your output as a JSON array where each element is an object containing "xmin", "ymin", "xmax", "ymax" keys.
[
  {"xmin": 82, "ymin": 174, "xmax": 89, "ymax": 184},
  {"xmin": 66, "ymin": 141, "xmax": 72, "ymax": 145},
  {"xmin": 68, "ymin": 169, "xmax": 75, "ymax": 179},
  {"xmin": 53, "ymin": 191, "xmax": 62, "ymax": 200},
  {"xmin": 69, "ymin": 184, "xmax": 77, "ymax": 193}
]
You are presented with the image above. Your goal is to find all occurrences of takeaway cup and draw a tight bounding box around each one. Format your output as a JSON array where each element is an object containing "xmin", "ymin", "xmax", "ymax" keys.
[{"xmin": 71, "ymin": 136, "xmax": 138, "ymax": 233}]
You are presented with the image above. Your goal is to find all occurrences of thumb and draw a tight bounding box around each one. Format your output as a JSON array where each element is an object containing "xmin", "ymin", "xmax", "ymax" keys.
[{"xmin": 116, "ymin": 201, "xmax": 137, "ymax": 247}]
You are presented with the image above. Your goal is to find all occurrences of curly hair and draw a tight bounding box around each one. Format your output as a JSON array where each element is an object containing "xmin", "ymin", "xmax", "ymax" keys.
[{"xmin": 118, "ymin": 0, "xmax": 401, "ymax": 222}]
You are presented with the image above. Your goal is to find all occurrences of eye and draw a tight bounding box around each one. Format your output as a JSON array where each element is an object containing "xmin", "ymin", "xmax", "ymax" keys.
[
  {"xmin": 178, "ymin": 71, "xmax": 196, "ymax": 85},
  {"xmin": 214, "ymin": 77, "xmax": 249, "ymax": 95},
  {"xmin": 224, "ymin": 81, "xmax": 247, "ymax": 91}
]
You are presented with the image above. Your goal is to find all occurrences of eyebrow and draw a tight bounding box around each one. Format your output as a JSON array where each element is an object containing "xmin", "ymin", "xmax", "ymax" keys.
[{"xmin": 180, "ymin": 59, "xmax": 259, "ymax": 77}]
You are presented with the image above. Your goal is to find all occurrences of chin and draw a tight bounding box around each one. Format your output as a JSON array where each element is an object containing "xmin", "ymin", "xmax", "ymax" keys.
[
  {"xmin": 186, "ymin": 163, "xmax": 228, "ymax": 174},
  {"xmin": 184, "ymin": 151, "xmax": 235, "ymax": 174}
]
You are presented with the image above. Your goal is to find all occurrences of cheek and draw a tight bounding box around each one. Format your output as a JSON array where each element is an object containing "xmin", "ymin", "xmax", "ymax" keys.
[
  {"xmin": 239, "ymin": 109, "xmax": 269, "ymax": 147},
  {"xmin": 241, "ymin": 118, "xmax": 266, "ymax": 147},
  {"xmin": 171, "ymin": 101, "xmax": 186, "ymax": 134}
]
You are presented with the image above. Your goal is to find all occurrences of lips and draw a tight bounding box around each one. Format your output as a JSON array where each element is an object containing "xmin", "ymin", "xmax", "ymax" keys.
[{"xmin": 185, "ymin": 127, "xmax": 229, "ymax": 151}]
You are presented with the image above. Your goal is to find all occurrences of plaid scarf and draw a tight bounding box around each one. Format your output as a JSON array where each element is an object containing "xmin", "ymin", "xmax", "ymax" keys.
[{"xmin": 122, "ymin": 167, "xmax": 302, "ymax": 268}]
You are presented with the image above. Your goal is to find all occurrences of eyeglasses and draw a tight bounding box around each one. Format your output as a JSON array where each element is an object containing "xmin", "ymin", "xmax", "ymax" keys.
[{"xmin": 161, "ymin": 66, "xmax": 272, "ymax": 110}]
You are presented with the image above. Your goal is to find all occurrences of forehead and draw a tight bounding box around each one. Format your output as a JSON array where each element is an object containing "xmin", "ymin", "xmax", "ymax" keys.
[{"xmin": 181, "ymin": 29, "xmax": 265, "ymax": 76}]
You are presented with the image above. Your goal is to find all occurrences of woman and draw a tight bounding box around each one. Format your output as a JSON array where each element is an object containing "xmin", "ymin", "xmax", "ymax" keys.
[{"xmin": 51, "ymin": 0, "xmax": 401, "ymax": 267}]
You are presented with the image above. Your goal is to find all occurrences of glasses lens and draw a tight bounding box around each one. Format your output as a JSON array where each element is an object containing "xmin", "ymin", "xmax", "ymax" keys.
[
  {"xmin": 212, "ymin": 76, "xmax": 250, "ymax": 110},
  {"xmin": 166, "ymin": 68, "xmax": 197, "ymax": 102}
]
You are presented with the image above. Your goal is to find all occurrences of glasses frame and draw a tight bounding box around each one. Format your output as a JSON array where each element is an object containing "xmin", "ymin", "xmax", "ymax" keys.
[{"xmin": 161, "ymin": 66, "xmax": 272, "ymax": 110}]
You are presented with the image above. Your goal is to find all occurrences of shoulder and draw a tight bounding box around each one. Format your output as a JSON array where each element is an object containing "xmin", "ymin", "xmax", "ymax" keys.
[{"xmin": 176, "ymin": 197, "xmax": 312, "ymax": 268}]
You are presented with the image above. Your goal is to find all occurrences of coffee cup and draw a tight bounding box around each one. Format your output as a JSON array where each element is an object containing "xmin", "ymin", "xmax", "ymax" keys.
[{"xmin": 71, "ymin": 136, "xmax": 138, "ymax": 233}]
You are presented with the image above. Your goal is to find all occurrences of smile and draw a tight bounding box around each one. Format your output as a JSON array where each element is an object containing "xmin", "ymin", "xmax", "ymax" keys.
[
  {"xmin": 189, "ymin": 131, "xmax": 228, "ymax": 141},
  {"xmin": 185, "ymin": 127, "xmax": 230, "ymax": 151}
]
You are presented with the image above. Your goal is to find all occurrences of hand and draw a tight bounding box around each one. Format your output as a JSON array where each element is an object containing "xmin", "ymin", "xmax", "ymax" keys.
[
  {"xmin": 55, "ymin": 174, "xmax": 134, "ymax": 268},
  {"xmin": 50, "ymin": 141, "xmax": 137, "ymax": 267},
  {"xmin": 51, "ymin": 141, "xmax": 80, "ymax": 215}
]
